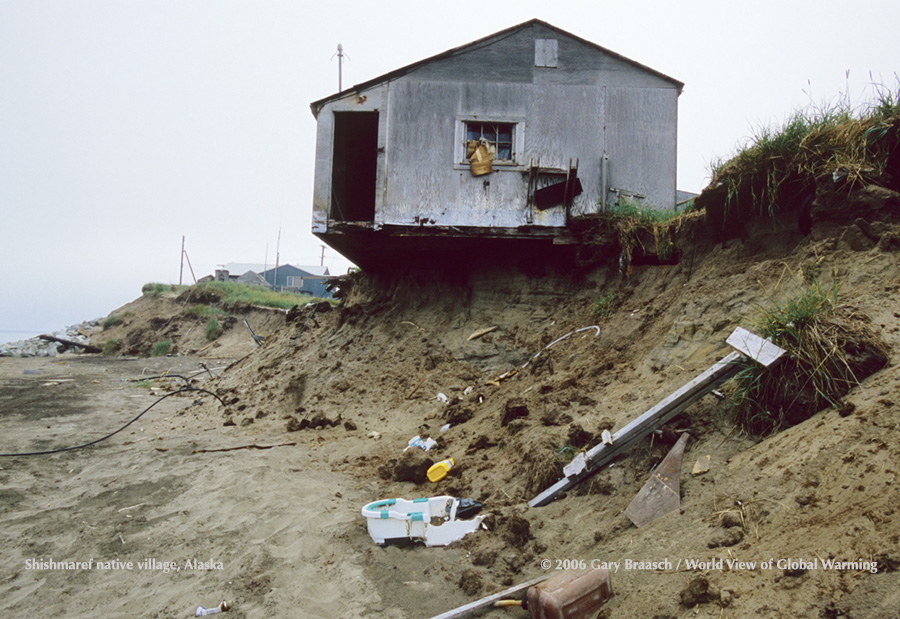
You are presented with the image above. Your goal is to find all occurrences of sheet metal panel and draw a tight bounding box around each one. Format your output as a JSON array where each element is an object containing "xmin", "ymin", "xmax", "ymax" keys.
[{"xmin": 605, "ymin": 86, "xmax": 678, "ymax": 209}]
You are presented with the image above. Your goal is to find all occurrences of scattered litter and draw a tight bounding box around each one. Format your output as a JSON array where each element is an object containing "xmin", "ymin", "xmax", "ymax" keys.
[
  {"xmin": 624, "ymin": 433, "xmax": 689, "ymax": 528},
  {"xmin": 531, "ymin": 327, "xmax": 785, "ymax": 507},
  {"xmin": 463, "ymin": 386, "xmax": 474, "ymax": 396},
  {"xmin": 23, "ymin": 369, "xmax": 41, "ymax": 375},
  {"xmin": 436, "ymin": 392, "xmax": 449, "ymax": 403},
  {"xmin": 525, "ymin": 568, "xmax": 613, "ymax": 618},
  {"xmin": 367, "ymin": 431, "xmax": 382, "ymax": 440},
  {"xmin": 427, "ymin": 458, "xmax": 455, "ymax": 482},
  {"xmin": 243, "ymin": 319, "xmax": 264, "ymax": 347},
  {"xmin": 406, "ymin": 376, "xmax": 427, "ymax": 399},
  {"xmin": 191, "ymin": 441, "xmax": 296, "ymax": 454},
  {"xmin": 440, "ymin": 424, "xmax": 451, "ymax": 433},
  {"xmin": 692, "ymin": 455, "xmax": 711, "ymax": 476},
  {"xmin": 195, "ymin": 600, "xmax": 232, "ymax": 616},
  {"xmin": 489, "ymin": 325, "xmax": 600, "ymax": 385},
  {"xmin": 404, "ymin": 435, "xmax": 437, "ymax": 452},
  {"xmin": 428, "ymin": 576, "xmax": 550, "ymax": 619},
  {"xmin": 601, "ymin": 429, "xmax": 614, "ymax": 445},
  {"xmin": 361, "ymin": 496, "xmax": 483, "ymax": 546},
  {"xmin": 467, "ymin": 326, "xmax": 498, "ymax": 341}
]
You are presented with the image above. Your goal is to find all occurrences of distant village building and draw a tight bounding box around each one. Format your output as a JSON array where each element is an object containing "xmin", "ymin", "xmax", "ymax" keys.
[
  {"xmin": 211, "ymin": 263, "xmax": 332, "ymax": 298},
  {"xmin": 310, "ymin": 18, "xmax": 683, "ymax": 270},
  {"xmin": 259, "ymin": 264, "xmax": 331, "ymax": 298}
]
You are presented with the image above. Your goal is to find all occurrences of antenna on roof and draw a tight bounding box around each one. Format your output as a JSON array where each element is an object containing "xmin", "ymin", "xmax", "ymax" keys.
[{"xmin": 332, "ymin": 43, "xmax": 349, "ymax": 91}]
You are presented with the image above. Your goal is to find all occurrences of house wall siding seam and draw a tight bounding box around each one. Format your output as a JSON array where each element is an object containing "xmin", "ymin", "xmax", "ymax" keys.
[{"xmin": 312, "ymin": 26, "xmax": 680, "ymax": 235}]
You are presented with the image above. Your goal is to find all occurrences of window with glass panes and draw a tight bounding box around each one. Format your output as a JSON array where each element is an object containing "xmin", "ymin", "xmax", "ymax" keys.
[{"xmin": 464, "ymin": 121, "xmax": 515, "ymax": 163}]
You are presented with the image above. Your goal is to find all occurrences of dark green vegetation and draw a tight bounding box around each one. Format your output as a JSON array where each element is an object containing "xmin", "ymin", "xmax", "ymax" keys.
[
  {"xmin": 101, "ymin": 315, "xmax": 123, "ymax": 331},
  {"xmin": 101, "ymin": 338, "xmax": 121, "ymax": 356},
  {"xmin": 143, "ymin": 280, "xmax": 336, "ymax": 311},
  {"xmin": 150, "ymin": 340, "xmax": 172, "ymax": 357},
  {"xmin": 205, "ymin": 318, "xmax": 223, "ymax": 342}
]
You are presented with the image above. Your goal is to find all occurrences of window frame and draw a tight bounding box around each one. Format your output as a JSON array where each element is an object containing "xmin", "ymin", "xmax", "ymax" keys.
[{"xmin": 453, "ymin": 116, "xmax": 525, "ymax": 171}]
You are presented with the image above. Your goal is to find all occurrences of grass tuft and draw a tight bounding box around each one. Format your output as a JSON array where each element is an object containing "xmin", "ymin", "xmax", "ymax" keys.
[
  {"xmin": 102, "ymin": 316, "xmax": 123, "ymax": 331},
  {"xmin": 190, "ymin": 281, "xmax": 336, "ymax": 310},
  {"xmin": 186, "ymin": 304, "xmax": 228, "ymax": 319},
  {"xmin": 593, "ymin": 291, "xmax": 619, "ymax": 319},
  {"xmin": 706, "ymin": 78, "xmax": 900, "ymax": 226},
  {"xmin": 601, "ymin": 200, "xmax": 685, "ymax": 269},
  {"xmin": 730, "ymin": 279, "xmax": 888, "ymax": 434},
  {"xmin": 142, "ymin": 283, "xmax": 184, "ymax": 298},
  {"xmin": 150, "ymin": 341, "xmax": 172, "ymax": 357},
  {"xmin": 101, "ymin": 339, "xmax": 121, "ymax": 356},
  {"xmin": 205, "ymin": 317, "xmax": 223, "ymax": 341}
]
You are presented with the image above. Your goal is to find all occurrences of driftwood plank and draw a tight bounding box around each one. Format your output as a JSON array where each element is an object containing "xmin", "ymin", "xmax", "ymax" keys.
[{"xmin": 38, "ymin": 334, "xmax": 102, "ymax": 354}]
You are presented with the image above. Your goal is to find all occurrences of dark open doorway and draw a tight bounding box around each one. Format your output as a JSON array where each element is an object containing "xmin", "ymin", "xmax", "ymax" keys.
[{"xmin": 331, "ymin": 111, "xmax": 378, "ymax": 222}]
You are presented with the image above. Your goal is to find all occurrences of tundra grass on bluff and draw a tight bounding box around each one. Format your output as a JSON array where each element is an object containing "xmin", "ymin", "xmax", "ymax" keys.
[
  {"xmin": 706, "ymin": 79, "xmax": 900, "ymax": 228},
  {"xmin": 729, "ymin": 279, "xmax": 888, "ymax": 434}
]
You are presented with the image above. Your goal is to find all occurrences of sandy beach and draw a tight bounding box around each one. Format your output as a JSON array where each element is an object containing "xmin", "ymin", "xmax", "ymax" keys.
[{"xmin": 0, "ymin": 355, "xmax": 404, "ymax": 618}]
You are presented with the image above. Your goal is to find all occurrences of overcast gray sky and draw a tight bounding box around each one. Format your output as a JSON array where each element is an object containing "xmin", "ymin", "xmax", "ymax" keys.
[{"xmin": 2, "ymin": 0, "xmax": 899, "ymax": 342}]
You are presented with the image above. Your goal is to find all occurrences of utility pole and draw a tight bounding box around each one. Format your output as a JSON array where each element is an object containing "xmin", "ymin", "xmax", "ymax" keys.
[
  {"xmin": 274, "ymin": 226, "xmax": 281, "ymax": 292},
  {"xmin": 179, "ymin": 236, "xmax": 185, "ymax": 285},
  {"xmin": 320, "ymin": 244, "xmax": 326, "ymax": 267}
]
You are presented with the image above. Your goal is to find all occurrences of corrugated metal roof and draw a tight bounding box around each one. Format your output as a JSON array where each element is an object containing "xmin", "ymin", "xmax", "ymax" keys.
[
  {"xmin": 223, "ymin": 263, "xmax": 330, "ymax": 277},
  {"xmin": 223, "ymin": 263, "xmax": 268, "ymax": 275},
  {"xmin": 258, "ymin": 264, "xmax": 330, "ymax": 277},
  {"xmin": 310, "ymin": 18, "xmax": 683, "ymax": 118}
]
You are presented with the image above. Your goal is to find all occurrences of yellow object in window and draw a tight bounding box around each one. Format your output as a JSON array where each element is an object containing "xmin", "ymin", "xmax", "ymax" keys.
[{"xmin": 468, "ymin": 141, "xmax": 493, "ymax": 176}]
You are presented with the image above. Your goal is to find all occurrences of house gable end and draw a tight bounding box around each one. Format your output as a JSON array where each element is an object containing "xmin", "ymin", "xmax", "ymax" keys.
[{"xmin": 310, "ymin": 19, "xmax": 681, "ymax": 117}]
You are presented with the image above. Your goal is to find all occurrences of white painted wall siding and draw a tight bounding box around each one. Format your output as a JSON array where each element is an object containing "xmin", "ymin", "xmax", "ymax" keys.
[{"xmin": 311, "ymin": 22, "xmax": 680, "ymax": 234}]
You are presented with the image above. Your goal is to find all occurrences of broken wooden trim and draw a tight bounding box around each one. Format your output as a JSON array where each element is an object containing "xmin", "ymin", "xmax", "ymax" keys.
[
  {"xmin": 726, "ymin": 326, "xmax": 786, "ymax": 367},
  {"xmin": 529, "ymin": 328, "xmax": 787, "ymax": 507},
  {"xmin": 529, "ymin": 351, "xmax": 743, "ymax": 507},
  {"xmin": 427, "ymin": 575, "xmax": 550, "ymax": 619}
]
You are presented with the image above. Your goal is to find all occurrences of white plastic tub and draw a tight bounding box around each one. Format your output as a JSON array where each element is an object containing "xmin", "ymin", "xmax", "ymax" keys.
[{"xmin": 361, "ymin": 496, "xmax": 484, "ymax": 547}]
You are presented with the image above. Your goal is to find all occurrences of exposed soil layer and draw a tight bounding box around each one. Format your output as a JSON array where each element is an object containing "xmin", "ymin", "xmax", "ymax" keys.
[{"xmin": 2, "ymin": 184, "xmax": 900, "ymax": 618}]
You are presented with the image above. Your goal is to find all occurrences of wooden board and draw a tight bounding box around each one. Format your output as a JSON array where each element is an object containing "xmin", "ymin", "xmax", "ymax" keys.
[
  {"xmin": 529, "ymin": 327, "xmax": 784, "ymax": 507},
  {"xmin": 427, "ymin": 575, "xmax": 550, "ymax": 619},
  {"xmin": 726, "ymin": 326, "xmax": 786, "ymax": 367},
  {"xmin": 530, "ymin": 351, "xmax": 743, "ymax": 507}
]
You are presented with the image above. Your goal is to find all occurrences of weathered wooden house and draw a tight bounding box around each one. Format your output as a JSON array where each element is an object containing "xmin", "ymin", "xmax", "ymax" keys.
[{"xmin": 310, "ymin": 19, "xmax": 683, "ymax": 269}]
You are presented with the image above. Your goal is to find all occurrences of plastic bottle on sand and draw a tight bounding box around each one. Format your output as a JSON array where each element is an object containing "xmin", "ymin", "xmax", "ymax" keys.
[
  {"xmin": 195, "ymin": 601, "xmax": 232, "ymax": 616},
  {"xmin": 427, "ymin": 458, "xmax": 454, "ymax": 482}
]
